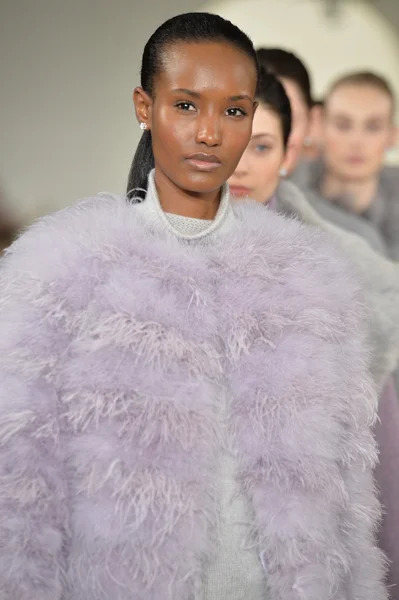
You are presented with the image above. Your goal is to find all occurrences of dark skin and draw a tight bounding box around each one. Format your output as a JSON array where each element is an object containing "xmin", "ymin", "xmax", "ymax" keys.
[{"xmin": 133, "ymin": 41, "xmax": 258, "ymax": 219}]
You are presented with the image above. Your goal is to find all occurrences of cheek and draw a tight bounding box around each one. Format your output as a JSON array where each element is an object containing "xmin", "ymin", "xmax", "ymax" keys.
[
  {"xmin": 324, "ymin": 130, "xmax": 347, "ymax": 155},
  {"xmin": 369, "ymin": 136, "xmax": 389, "ymax": 160},
  {"xmin": 255, "ymin": 152, "xmax": 284, "ymax": 187},
  {"xmin": 224, "ymin": 123, "xmax": 253, "ymax": 156},
  {"xmin": 152, "ymin": 107, "xmax": 193, "ymax": 154}
]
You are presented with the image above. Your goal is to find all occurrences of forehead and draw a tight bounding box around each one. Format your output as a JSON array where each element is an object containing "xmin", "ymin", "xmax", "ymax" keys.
[
  {"xmin": 252, "ymin": 103, "xmax": 281, "ymax": 136},
  {"xmin": 326, "ymin": 84, "xmax": 393, "ymax": 118},
  {"xmin": 157, "ymin": 41, "xmax": 257, "ymax": 96}
]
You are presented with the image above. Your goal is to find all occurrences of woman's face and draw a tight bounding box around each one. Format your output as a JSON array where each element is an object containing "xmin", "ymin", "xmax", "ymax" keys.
[
  {"xmin": 134, "ymin": 41, "xmax": 258, "ymax": 197},
  {"xmin": 279, "ymin": 77, "xmax": 311, "ymax": 173},
  {"xmin": 228, "ymin": 103, "xmax": 288, "ymax": 203},
  {"xmin": 322, "ymin": 84, "xmax": 395, "ymax": 182}
]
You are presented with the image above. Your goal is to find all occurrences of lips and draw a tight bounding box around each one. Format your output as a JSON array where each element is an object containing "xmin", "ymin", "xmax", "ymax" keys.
[
  {"xmin": 185, "ymin": 153, "xmax": 222, "ymax": 172},
  {"xmin": 186, "ymin": 153, "xmax": 221, "ymax": 163},
  {"xmin": 347, "ymin": 156, "xmax": 365, "ymax": 164},
  {"xmin": 229, "ymin": 185, "xmax": 251, "ymax": 197}
]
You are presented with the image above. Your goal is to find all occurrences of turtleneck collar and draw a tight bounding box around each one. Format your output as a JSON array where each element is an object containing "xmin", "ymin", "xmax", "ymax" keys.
[{"xmin": 133, "ymin": 170, "xmax": 236, "ymax": 241}]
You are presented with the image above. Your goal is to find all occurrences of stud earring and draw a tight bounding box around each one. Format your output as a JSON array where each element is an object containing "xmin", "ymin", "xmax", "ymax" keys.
[
  {"xmin": 303, "ymin": 136, "xmax": 312, "ymax": 147},
  {"xmin": 279, "ymin": 167, "xmax": 288, "ymax": 178},
  {"xmin": 140, "ymin": 122, "xmax": 147, "ymax": 130}
]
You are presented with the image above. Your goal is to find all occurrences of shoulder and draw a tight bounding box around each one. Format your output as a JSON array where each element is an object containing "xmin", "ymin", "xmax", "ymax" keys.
[
  {"xmin": 233, "ymin": 199, "xmax": 354, "ymax": 281},
  {"xmin": 1, "ymin": 193, "xmax": 145, "ymax": 287},
  {"xmin": 289, "ymin": 157, "xmax": 323, "ymax": 190},
  {"xmin": 381, "ymin": 164, "xmax": 399, "ymax": 186},
  {"xmin": 231, "ymin": 200, "xmax": 363, "ymax": 328},
  {"xmin": 380, "ymin": 166, "xmax": 399, "ymax": 212},
  {"xmin": 226, "ymin": 201, "xmax": 375, "ymax": 423}
]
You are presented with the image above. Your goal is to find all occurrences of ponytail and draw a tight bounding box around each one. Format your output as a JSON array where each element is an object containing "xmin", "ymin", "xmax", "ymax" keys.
[{"xmin": 126, "ymin": 129, "xmax": 155, "ymax": 201}]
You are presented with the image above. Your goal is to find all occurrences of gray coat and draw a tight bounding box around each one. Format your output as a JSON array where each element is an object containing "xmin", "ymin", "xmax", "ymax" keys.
[
  {"xmin": 292, "ymin": 158, "xmax": 399, "ymax": 259},
  {"xmin": 275, "ymin": 179, "xmax": 399, "ymax": 389}
]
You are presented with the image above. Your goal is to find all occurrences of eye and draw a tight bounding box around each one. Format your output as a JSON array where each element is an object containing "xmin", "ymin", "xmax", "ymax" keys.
[
  {"xmin": 175, "ymin": 102, "xmax": 196, "ymax": 112},
  {"xmin": 225, "ymin": 107, "xmax": 247, "ymax": 117},
  {"xmin": 334, "ymin": 121, "xmax": 351, "ymax": 131},
  {"xmin": 255, "ymin": 144, "xmax": 269, "ymax": 153},
  {"xmin": 366, "ymin": 122, "xmax": 383, "ymax": 133}
]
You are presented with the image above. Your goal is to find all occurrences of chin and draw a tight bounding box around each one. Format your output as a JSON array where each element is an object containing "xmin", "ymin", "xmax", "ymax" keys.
[
  {"xmin": 181, "ymin": 172, "xmax": 226, "ymax": 194},
  {"xmin": 341, "ymin": 167, "xmax": 371, "ymax": 181}
]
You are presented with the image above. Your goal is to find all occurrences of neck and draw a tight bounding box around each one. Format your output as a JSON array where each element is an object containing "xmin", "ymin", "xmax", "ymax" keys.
[
  {"xmin": 154, "ymin": 169, "xmax": 221, "ymax": 220},
  {"xmin": 321, "ymin": 171, "xmax": 378, "ymax": 214}
]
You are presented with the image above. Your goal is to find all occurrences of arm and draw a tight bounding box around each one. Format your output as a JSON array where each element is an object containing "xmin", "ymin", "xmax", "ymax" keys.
[
  {"xmin": 374, "ymin": 376, "xmax": 399, "ymax": 600},
  {"xmin": 229, "ymin": 219, "xmax": 387, "ymax": 599},
  {"xmin": 0, "ymin": 250, "xmax": 69, "ymax": 599},
  {"xmin": 247, "ymin": 328, "xmax": 385, "ymax": 600}
]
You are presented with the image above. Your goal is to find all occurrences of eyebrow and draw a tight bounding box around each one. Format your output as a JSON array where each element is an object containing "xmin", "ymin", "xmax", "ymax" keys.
[
  {"xmin": 172, "ymin": 88, "xmax": 252, "ymax": 102},
  {"xmin": 365, "ymin": 116, "xmax": 386, "ymax": 122},
  {"xmin": 332, "ymin": 112, "xmax": 386, "ymax": 122},
  {"xmin": 229, "ymin": 94, "xmax": 252, "ymax": 102},
  {"xmin": 251, "ymin": 133, "xmax": 278, "ymax": 140},
  {"xmin": 172, "ymin": 88, "xmax": 201, "ymax": 98},
  {"xmin": 331, "ymin": 113, "xmax": 351, "ymax": 119}
]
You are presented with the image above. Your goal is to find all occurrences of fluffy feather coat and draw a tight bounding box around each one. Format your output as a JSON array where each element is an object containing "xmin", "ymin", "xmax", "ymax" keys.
[
  {"xmin": 275, "ymin": 179, "xmax": 399, "ymax": 599},
  {"xmin": 276, "ymin": 179, "xmax": 399, "ymax": 391},
  {"xmin": 0, "ymin": 189, "xmax": 387, "ymax": 599}
]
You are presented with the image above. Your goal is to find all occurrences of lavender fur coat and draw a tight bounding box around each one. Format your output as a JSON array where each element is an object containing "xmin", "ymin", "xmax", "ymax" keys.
[{"xmin": 0, "ymin": 179, "xmax": 387, "ymax": 599}]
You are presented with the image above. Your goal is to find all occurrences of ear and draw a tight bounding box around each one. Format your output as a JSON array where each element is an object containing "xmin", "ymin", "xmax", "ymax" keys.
[
  {"xmin": 281, "ymin": 140, "xmax": 298, "ymax": 176},
  {"xmin": 133, "ymin": 87, "xmax": 153, "ymax": 130}
]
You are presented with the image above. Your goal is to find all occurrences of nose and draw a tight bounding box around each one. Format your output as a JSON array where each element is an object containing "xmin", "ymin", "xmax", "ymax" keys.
[
  {"xmin": 348, "ymin": 126, "xmax": 364, "ymax": 146},
  {"xmin": 195, "ymin": 112, "xmax": 222, "ymax": 147}
]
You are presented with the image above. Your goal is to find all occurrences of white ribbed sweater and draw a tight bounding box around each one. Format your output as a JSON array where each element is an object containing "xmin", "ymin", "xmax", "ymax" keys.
[{"xmin": 134, "ymin": 172, "xmax": 267, "ymax": 600}]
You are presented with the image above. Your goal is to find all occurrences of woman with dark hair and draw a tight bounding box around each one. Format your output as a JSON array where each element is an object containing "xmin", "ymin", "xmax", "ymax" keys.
[
  {"xmin": 0, "ymin": 220, "xmax": 17, "ymax": 254},
  {"xmin": 256, "ymin": 48, "xmax": 319, "ymax": 173},
  {"xmin": 0, "ymin": 12, "xmax": 387, "ymax": 600},
  {"xmin": 229, "ymin": 67, "xmax": 293, "ymax": 205},
  {"xmin": 0, "ymin": 189, "xmax": 19, "ymax": 254},
  {"xmin": 230, "ymin": 68, "xmax": 399, "ymax": 598}
]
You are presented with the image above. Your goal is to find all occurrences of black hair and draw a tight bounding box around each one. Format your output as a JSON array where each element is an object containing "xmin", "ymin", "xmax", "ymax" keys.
[
  {"xmin": 255, "ymin": 67, "xmax": 292, "ymax": 148},
  {"xmin": 126, "ymin": 12, "xmax": 259, "ymax": 200},
  {"xmin": 256, "ymin": 48, "xmax": 313, "ymax": 110}
]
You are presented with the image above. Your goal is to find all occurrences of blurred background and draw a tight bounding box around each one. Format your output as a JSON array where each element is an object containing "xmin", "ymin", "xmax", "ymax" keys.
[{"xmin": 1, "ymin": 0, "xmax": 399, "ymax": 229}]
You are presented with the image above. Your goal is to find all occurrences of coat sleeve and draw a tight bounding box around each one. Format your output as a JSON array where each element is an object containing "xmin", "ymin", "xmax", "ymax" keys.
[
  {"xmin": 287, "ymin": 241, "xmax": 388, "ymax": 600},
  {"xmin": 285, "ymin": 240, "xmax": 388, "ymax": 599},
  {"xmin": 229, "ymin": 215, "xmax": 388, "ymax": 600},
  {"xmin": 0, "ymin": 237, "xmax": 70, "ymax": 599}
]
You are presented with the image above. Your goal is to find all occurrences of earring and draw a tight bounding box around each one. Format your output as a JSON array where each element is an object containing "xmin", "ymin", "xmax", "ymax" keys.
[
  {"xmin": 279, "ymin": 167, "xmax": 288, "ymax": 178},
  {"xmin": 140, "ymin": 122, "xmax": 147, "ymax": 130},
  {"xmin": 303, "ymin": 136, "xmax": 312, "ymax": 147}
]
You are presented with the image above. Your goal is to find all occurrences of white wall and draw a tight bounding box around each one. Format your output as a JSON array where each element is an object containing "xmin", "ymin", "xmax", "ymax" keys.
[
  {"xmin": 202, "ymin": 0, "xmax": 399, "ymax": 98},
  {"xmin": 0, "ymin": 0, "xmax": 207, "ymax": 221},
  {"xmin": 1, "ymin": 0, "xmax": 398, "ymax": 222}
]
